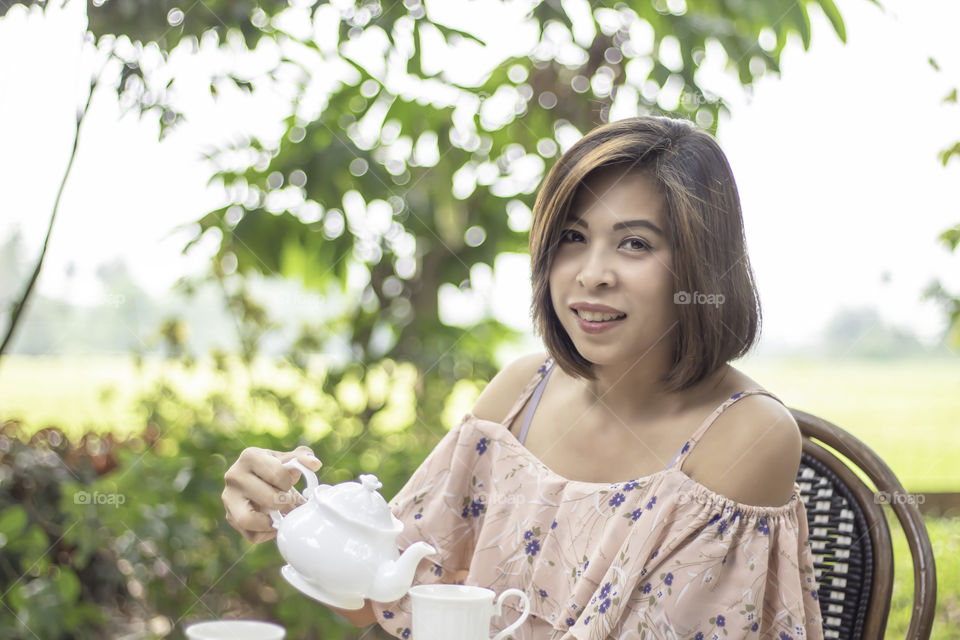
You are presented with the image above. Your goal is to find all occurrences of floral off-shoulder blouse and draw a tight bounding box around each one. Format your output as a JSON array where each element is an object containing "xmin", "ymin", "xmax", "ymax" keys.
[{"xmin": 372, "ymin": 357, "xmax": 823, "ymax": 640}]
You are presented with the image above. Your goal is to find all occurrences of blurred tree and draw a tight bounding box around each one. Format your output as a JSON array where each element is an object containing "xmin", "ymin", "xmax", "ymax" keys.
[
  {"xmin": 1, "ymin": 0, "xmax": 855, "ymax": 384},
  {"xmin": 923, "ymin": 58, "xmax": 960, "ymax": 351},
  {"xmin": 820, "ymin": 306, "xmax": 934, "ymax": 358}
]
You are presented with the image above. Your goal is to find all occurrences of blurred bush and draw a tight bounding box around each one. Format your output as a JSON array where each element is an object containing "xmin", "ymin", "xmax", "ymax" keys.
[{"xmin": 0, "ymin": 356, "xmax": 453, "ymax": 639}]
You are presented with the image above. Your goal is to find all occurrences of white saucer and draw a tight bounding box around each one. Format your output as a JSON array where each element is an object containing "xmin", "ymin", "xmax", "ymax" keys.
[{"xmin": 280, "ymin": 565, "xmax": 366, "ymax": 610}]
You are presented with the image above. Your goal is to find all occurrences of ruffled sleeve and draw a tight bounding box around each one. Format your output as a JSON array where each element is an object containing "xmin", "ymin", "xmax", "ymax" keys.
[
  {"xmin": 568, "ymin": 479, "xmax": 823, "ymax": 640},
  {"xmin": 371, "ymin": 417, "xmax": 490, "ymax": 639}
]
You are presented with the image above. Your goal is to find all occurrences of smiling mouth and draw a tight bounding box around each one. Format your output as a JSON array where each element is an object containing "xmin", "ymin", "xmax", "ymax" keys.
[{"xmin": 573, "ymin": 309, "xmax": 627, "ymax": 322}]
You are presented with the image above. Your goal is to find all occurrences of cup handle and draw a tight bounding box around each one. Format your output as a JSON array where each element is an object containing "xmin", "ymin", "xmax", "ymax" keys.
[
  {"xmin": 490, "ymin": 588, "xmax": 530, "ymax": 640},
  {"xmin": 268, "ymin": 458, "xmax": 320, "ymax": 529}
]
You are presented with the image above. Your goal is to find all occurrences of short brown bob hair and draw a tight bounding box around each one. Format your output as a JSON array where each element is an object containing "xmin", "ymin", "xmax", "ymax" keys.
[{"xmin": 529, "ymin": 115, "xmax": 761, "ymax": 393}]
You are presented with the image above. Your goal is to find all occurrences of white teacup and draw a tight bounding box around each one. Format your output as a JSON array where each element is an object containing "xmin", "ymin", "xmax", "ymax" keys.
[
  {"xmin": 185, "ymin": 620, "xmax": 285, "ymax": 639},
  {"xmin": 409, "ymin": 584, "xmax": 530, "ymax": 640}
]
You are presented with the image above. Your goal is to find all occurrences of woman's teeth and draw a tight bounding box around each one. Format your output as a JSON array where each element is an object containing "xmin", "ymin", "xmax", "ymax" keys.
[{"xmin": 576, "ymin": 309, "xmax": 626, "ymax": 322}]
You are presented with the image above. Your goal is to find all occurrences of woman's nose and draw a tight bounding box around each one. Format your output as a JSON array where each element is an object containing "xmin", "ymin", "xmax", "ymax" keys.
[{"xmin": 576, "ymin": 251, "xmax": 615, "ymax": 288}]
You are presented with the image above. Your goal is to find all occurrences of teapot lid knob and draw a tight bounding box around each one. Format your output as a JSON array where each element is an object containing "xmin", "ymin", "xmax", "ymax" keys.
[{"xmin": 359, "ymin": 474, "xmax": 382, "ymax": 492}]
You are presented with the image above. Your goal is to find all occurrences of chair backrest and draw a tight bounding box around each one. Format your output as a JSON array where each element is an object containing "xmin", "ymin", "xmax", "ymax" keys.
[{"xmin": 790, "ymin": 408, "xmax": 937, "ymax": 640}]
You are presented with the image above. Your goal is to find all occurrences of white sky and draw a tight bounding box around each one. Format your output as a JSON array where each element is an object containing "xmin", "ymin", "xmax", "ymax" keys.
[{"xmin": 1, "ymin": 0, "xmax": 959, "ymax": 352}]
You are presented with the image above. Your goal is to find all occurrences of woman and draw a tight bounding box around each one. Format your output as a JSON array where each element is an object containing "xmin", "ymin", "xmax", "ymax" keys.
[{"xmin": 222, "ymin": 115, "xmax": 823, "ymax": 639}]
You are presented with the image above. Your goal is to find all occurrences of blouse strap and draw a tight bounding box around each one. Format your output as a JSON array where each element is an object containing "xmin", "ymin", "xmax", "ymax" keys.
[
  {"xmin": 499, "ymin": 356, "xmax": 555, "ymax": 429},
  {"xmin": 665, "ymin": 389, "xmax": 786, "ymax": 471}
]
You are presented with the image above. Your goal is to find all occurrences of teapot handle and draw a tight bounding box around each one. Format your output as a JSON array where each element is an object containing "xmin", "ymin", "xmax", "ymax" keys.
[{"xmin": 269, "ymin": 458, "xmax": 321, "ymax": 529}]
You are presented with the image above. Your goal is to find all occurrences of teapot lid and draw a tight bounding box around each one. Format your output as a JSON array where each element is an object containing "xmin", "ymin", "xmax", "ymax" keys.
[{"xmin": 316, "ymin": 474, "xmax": 398, "ymax": 530}]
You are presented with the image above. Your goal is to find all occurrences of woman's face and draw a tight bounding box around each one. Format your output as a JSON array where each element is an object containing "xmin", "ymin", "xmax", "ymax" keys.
[{"xmin": 549, "ymin": 167, "xmax": 678, "ymax": 367}]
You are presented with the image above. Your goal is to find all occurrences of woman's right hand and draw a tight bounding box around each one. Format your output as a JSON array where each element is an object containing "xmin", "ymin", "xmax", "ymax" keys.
[{"xmin": 222, "ymin": 445, "xmax": 323, "ymax": 543}]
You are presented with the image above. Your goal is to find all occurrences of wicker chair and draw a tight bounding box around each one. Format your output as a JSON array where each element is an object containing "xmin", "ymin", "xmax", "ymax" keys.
[{"xmin": 791, "ymin": 408, "xmax": 937, "ymax": 639}]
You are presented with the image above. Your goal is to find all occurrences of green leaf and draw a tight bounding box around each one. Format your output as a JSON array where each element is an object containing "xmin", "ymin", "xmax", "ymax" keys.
[
  {"xmin": 55, "ymin": 568, "xmax": 82, "ymax": 604},
  {"xmin": 0, "ymin": 504, "xmax": 28, "ymax": 537},
  {"xmin": 790, "ymin": 2, "xmax": 812, "ymax": 49},
  {"xmin": 817, "ymin": 0, "xmax": 846, "ymax": 42},
  {"xmin": 938, "ymin": 142, "xmax": 960, "ymax": 167},
  {"xmin": 432, "ymin": 22, "xmax": 487, "ymax": 47}
]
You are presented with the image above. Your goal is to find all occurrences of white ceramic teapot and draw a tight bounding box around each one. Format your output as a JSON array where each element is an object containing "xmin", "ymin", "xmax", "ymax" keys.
[{"xmin": 269, "ymin": 459, "xmax": 437, "ymax": 610}]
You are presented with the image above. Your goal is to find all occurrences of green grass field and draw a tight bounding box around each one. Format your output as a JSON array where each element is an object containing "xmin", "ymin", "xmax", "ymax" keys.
[{"xmin": 1, "ymin": 353, "xmax": 958, "ymax": 636}]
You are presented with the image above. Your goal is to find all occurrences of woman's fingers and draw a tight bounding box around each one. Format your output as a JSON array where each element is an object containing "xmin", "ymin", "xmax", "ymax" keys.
[
  {"xmin": 223, "ymin": 445, "xmax": 323, "ymax": 543},
  {"xmin": 228, "ymin": 464, "xmax": 292, "ymax": 513},
  {"xmin": 224, "ymin": 502, "xmax": 275, "ymax": 542},
  {"xmin": 239, "ymin": 447, "xmax": 299, "ymax": 492}
]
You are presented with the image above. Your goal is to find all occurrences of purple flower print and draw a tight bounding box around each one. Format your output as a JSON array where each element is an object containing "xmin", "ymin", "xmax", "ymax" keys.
[
  {"xmin": 649, "ymin": 550, "xmax": 658, "ymax": 560},
  {"xmin": 537, "ymin": 363, "xmax": 548, "ymax": 375},
  {"xmin": 599, "ymin": 598, "xmax": 611, "ymax": 613},
  {"xmin": 751, "ymin": 622, "xmax": 759, "ymax": 631},
  {"xmin": 600, "ymin": 582, "xmax": 611, "ymax": 598},
  {"xmin": 383, "ymin": 611, "xmax": 394, "ymax": 619},
  {"xmin": 539, "ymin": 589, "xmax": 548, "ymax": 598},
  {"xmin": 584, "ymin": 560, "xmax": 589, "ymax": 569},
  {"xmin": 681, "ymin": 441, "xmax": 690, "ymax": 454},
  {"xmin": 583, "ymin": 616, "xmax": 591, "ymax": 625},
  {"xmin": 566, "ymin": 618, "xmax": 575, "ymax": 627},
  {"xmin": 476, "ymin": 437, "xmax": 488, "ymax": 455},
  {"xmin": 664, "ymin": 573, "xmax": 673, "ymax": 586},
  {"xmin": 623, "ymin": 480, "xmax": 639, "ymax": 491},
  {"xmin": 414, "ymin": 513, "xmax": 422, "ymax": 519},
  {"xmin": 551, "ymin": 520, "xmax": 558, "ymax": 529},
  {"xmin": 630, "ymin": 508, "xmax": 643, "ymax": 521},
  {"xmin": 717, "ymin": 520, "xmax": 728, "ymax": 536},
  {"xmin": 401, "ymin": 629, "xmax": 410, "ymax": 639},
  {"xmin": 716, "ymin": 614, "xmax": 725, "ymax": 627},
  {"xmin": 461, "ymin": 499, "xmax": 485, "ymax": 519},
  {"xmin": 757, "ymin": 517, "xmax": 770, "ymax": 536},
  {"xmin": 432, "ymin": 564, "xmax": 442, "ymax": 576},
  {"xmin": 646, "ymin": 496, "xmax": 657, "ymax": 510},
  {"xmin": 525, "ymin": 539, "xmax": 540, "ymax": 556},
  {"xmin": 694, "ymin": 633, "xmax": 703, "ymax": 640},
  {"xmin": 708, "ymin": 513, "xmax": 722, "ymax": 526},
  {"xmin": 609, "ymin": 492, "xmax": 625, "ymax": 507},
  {"xmin": 642, "ymin": 583, "xmax": 652, "ymax": 594},
  {"xmin": 524, "ymin": 529, "xmax": 534, "ymax": 540},
  {"xmin": 779, "ymin": 633, "xmax": 794, "ymax": 640}
]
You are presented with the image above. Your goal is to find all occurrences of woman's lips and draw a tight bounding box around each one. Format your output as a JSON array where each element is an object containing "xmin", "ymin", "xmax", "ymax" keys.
[{"xmin": 572, "ymin": 309, "xmax": 626, "ymax": 334}]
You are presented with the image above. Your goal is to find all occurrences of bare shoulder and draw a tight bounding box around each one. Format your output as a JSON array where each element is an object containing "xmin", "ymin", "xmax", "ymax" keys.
[
  {"xmin": 690, "ymin": 392, "xmax": 802, "ymax": 508},
  {"xmin": 470, "ymin": 351, "xmax": 549, "ymax": 425}
]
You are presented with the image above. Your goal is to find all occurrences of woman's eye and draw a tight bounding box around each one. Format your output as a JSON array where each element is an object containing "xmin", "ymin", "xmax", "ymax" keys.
[
  {"xmin": 624, "ymin": 237, "xmax": 650, "ymax": 251},
  {"xmin": 559, "ymin": 229, "xmax": 582, "ymax": 243}
]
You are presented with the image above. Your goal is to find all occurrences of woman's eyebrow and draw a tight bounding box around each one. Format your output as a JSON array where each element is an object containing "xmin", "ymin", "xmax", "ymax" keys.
[{"xmin": 567, "ymin": 216, "xmax": 664, "ymax": 236}]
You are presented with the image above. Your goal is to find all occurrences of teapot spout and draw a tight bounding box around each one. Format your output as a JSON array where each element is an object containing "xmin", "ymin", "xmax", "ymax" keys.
[{"xmin": 370, "ymin": 541, "xmax": 437, "ymax": 603}]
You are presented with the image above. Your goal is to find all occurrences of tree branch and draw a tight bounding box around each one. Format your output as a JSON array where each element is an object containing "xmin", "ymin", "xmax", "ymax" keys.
[{"xmin": 0, "ymin": 46, "xmax": 114, "ymax": 364}]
